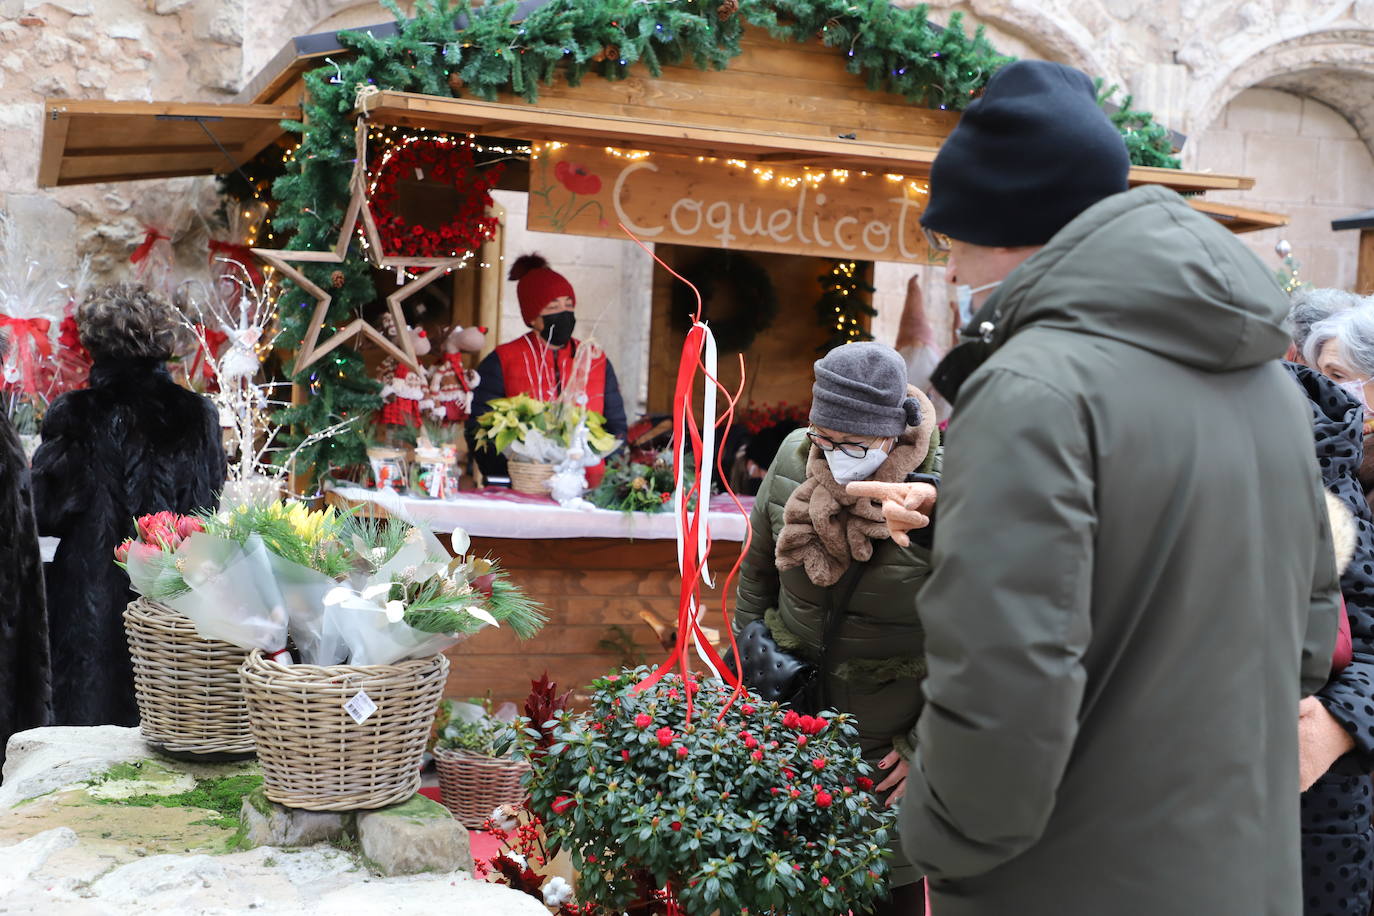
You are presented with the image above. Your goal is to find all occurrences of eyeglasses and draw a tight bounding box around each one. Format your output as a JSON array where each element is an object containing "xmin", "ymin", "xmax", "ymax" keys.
[
  {"xmin": 807, "ymin": 430, "xmax": 874, "ymax": 459},
  {"xmin": 922, "ymin": 226, "xmax": 952, "ymax": 253}
]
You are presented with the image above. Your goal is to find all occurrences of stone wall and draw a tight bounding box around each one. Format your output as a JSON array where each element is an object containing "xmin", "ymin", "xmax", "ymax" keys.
[{"xmin": 2, "ymin": 0, "xmax": 1373, "ymax": 374}]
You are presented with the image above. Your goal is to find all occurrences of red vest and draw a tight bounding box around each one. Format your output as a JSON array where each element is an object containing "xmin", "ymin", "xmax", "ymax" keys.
[{"xmin": 494, "ymin": 333, "xmax": 608, "ymax": 413}]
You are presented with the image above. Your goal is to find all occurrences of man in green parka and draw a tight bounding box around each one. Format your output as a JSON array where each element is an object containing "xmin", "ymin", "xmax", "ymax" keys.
[{"xmin": 885, "ymin": 60, "xmax": 1341, "ymax": 915}]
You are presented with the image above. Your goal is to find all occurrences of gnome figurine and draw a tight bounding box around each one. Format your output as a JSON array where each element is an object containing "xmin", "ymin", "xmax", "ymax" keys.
[
  {"xmin": 428, "ymin": 324, "xmax": 486, "ymax": 424},
  {"xmin": 377, "ymin": 318, "xmax": 433, "ymax": 431}
]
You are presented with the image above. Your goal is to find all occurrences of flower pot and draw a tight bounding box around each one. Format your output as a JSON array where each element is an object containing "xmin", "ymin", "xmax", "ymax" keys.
[
  {"xmin": 508, "ymin": 460, "xmax": 555, "ymax": 496},
  {"xmin": 122, "ymin": 598, "xmax": 254, "ymax": 757},
  {"xmin": 238, "ymin": 650, "xmax": 448, "ymax": 811},
  {"xmin": 434, "ymin": 747, "xmax": 530, "ymax": 829}
]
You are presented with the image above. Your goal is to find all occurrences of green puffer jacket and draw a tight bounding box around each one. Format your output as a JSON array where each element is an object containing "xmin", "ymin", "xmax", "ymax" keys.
[{"xmin": 735, "ymin": 425, "xmax": 939, "ymax": 887}]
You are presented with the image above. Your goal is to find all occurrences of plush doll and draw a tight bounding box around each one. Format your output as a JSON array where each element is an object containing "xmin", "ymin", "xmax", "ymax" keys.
[
  {"xmin": 377, "ymin": 319, "xmax": 433, "ymax": 429},
  {"xmin": 429, "ymin": 325, "xmax": 486, "ymax": 424}
]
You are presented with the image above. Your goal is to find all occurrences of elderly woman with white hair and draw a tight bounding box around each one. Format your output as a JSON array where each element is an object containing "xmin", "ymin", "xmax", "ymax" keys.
[
  {"xmin": 1285, "ymin": 287, "xmax": 1361, "ymax": 363},
  {"xmin": 1305, "ymin": 304, "xmax": 1374, "ymax": 435}
]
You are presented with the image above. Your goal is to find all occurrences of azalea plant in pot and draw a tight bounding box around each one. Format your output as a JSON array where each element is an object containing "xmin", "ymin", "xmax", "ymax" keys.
[{"xmin": 516, "ymin": 668, "xmax": 895, "ymax": 916}]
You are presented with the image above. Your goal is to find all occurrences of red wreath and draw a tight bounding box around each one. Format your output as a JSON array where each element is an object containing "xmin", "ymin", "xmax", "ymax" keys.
[{"xmin": 368, "ymin": 138, "xmax": 503, "ymax": 260}]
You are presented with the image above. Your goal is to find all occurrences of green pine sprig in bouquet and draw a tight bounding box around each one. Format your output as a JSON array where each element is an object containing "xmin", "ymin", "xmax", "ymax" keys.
[
  {"xmin": 517, "ymin": 667, "xmax": 895, "ymax": 916},
  {"xmin": 587, "ymin": 450, "xmax": 683, "ymax": 514}
]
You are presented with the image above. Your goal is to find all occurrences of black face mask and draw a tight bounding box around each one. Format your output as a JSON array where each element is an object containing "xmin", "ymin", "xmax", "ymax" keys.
[{"xmin": 539, "ymin": 311, "xmax": 576, "ymax": 348}]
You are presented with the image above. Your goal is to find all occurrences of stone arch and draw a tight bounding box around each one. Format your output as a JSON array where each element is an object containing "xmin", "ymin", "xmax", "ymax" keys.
[
  {"xmin": 916, "ymin": 1, "xmax": 1118, "ymax": 79},
  {"xmin": 1192, "ymin": 29, "xmax": 1374, "ymax": 151}
]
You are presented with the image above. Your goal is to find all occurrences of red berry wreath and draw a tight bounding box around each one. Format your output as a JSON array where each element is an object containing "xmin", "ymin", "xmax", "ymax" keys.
[{"xmin": 367, "ymin": 137, "xmax": 503, "ymax": 260}]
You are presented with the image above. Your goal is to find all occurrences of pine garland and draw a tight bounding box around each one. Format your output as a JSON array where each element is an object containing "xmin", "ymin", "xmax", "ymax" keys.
[{"xmin": 265, "ymin": 0, "xmax": 1180, "ymax": 488}]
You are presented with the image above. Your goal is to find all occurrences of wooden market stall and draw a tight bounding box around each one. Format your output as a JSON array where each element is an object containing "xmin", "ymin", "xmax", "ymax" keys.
[{"xmin": 37, "ymin": 6, "xmax": 1291, "ymax": 706}]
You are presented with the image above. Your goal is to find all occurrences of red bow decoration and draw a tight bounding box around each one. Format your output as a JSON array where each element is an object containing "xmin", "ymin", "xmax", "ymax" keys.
[
  {"xmin": 0, "ymin": 315, "xmax": 54, "ymax": 394},
  {"xmin": 130, "ymin": 227, "xmax": 170, "ymax": 265},
  {"xmin": 208, "ymin": 240, "xmax": 263, "ymax": 287},
  {"xmin": 188, "ymin": 326, "xmax": 230, "ymax": 385}
]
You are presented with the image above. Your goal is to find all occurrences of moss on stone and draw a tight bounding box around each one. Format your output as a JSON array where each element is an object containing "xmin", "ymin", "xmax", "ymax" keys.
[
  {"xmin": 375, "ymin": 793, "xmax": 451, "ymax": 823},
  {"xmin": 90, "ymin": 772, "xmax": 264, "ymax": 830}
]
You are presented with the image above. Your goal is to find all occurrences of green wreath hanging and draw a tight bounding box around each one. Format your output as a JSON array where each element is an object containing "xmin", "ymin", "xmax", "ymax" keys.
[{"xmin": 670, "ymin": 250, "xmax": 778, "ymax": 354}]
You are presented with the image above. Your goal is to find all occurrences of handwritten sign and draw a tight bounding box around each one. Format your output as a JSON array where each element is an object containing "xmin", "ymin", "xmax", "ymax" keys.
[{"xmin": 527, "ymin": 145, "xmax": 936, "ymax": 263}]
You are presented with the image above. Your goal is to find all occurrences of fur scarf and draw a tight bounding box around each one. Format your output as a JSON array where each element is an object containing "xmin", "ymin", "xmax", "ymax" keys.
[{"xmin": 775, "ymin": 387, "xmax": 936, "ymax": 586}]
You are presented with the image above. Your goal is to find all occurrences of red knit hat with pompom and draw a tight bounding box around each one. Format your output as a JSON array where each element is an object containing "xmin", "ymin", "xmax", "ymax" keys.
[{"xmin": 509, "ymin": 254, "xmax": 575, "ymax": 325}]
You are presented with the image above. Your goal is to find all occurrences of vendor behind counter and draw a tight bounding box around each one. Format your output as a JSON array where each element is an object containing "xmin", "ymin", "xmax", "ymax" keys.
[{"xmin": 466, "ymin": 254, "xmax": 629, "ymax": 486}]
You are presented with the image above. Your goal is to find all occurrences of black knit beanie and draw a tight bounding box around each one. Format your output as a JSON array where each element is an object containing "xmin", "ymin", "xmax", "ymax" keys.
[{"xmin": 920, "ymin": 60, "xmax": 1131, "ymax": 248}]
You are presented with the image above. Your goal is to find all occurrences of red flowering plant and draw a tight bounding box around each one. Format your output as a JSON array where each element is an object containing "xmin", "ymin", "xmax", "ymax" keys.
[
  {"xmin": 516, "ymin": 667, "xmax": 895, "ymax": 916},
  {"xmin": 367, "ymin": 137, "xmax": 502, "ymax": 260},
  {"xmin": 738, "ymin": 402, "xmax": 811, "ymax": 435}
]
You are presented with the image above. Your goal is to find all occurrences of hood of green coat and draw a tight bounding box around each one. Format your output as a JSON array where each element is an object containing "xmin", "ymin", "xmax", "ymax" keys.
[{"xmin": 977, "ymin": 185, "xmax": 1291, "ymax": 372}]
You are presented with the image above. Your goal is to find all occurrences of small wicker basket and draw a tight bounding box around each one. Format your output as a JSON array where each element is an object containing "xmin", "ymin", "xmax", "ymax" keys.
[
  {"xmin": 434, "ymin": 747, "xmax": 530, "ymax": 829},
  {"xmin": 507, "ymin": 460, "xmax": 555, "ymax": 496},
  {"xmin": 239, "ymin": 650, "xmax": 448, "ymax": 811},
  {"xmin": 123, "ymin": 598, "xmax": 254, "ymax": 757}
]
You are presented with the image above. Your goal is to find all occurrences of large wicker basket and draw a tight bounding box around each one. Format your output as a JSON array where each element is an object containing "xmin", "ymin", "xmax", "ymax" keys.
[
  {"xmin": 123, "ymin": 598, "xmax": 254, "ymax": 757},
  {"xmin": 508, "ymin": 459, "xmax": 555, "ymax": 496},
  {"xmin": 239, "ymin": 650, "xmax": 449, "ymax": 811},
  {"xmin": 434, "ymin": 747, "xmax": 530, "ymax": 829}
]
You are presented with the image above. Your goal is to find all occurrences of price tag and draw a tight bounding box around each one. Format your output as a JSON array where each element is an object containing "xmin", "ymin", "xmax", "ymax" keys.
[{"xmin": 344, "ymin": 690, "xmax": 378, "ymax": 725}]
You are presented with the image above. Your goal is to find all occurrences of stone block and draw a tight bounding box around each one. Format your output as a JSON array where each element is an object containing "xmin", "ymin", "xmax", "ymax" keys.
[
  {"xmin": 1187, "ymin": 128, "xmax": 1245, "ymax": 178},
  {"xmin": 1, "ymin": 726, "xmax": 149, "ymax": 809},
  {"xmin": 1243, "ymin": 133, "xmax": 1319, "ymax": 203},
  {"xmin": 106, "ymin": 20, "xmax": 146, "ymax": 42},
  {"xmin": 1300, "ymin": 97, "xmax": 1358, "ymax": 140},
  {"xmin": 154, "ymin": 0, "xmax": 197, "ymax": 13},
  {"xmin": 238, "ymin": 789, "xmax": 353, "ymax": 849},
  {"xmin": 356, "ymin": 793, "xmax": 473, "ymax": 877},
  {"xmin": 1312, "ymin": 139, "xmax": 1347, "ymax": 206},
  {"xmin": 317, "ymin": 876, "xmax": 550, "ymax": 914},
  {"xmin": 1223, "ymin": 88, "xmax": 1303, "ymax": 134},
  {"xmin": 0, "ymin": 828, "xmax": 77, "ymax": 898}
]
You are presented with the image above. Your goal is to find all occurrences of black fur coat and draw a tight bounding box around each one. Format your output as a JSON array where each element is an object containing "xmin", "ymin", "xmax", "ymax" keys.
[
  {"xmin": 0, "ymin": 409, "xmax": 52, "ymax": 767},
  {"xmin": 31, "ymin": 359, "xmax": 225, "ymax": 726}
]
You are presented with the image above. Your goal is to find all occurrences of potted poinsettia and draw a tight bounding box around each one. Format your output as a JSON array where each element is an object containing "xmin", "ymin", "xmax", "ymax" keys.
[
  {"xmin": 515, "ymin": 668, "xmax": 895, "ymax": 916},
  {"xmin": 474, "ymin": 394, "xmax": 617, "ymax": 495}
]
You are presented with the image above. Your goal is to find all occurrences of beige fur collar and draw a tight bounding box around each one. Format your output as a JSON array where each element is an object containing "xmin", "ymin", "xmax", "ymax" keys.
[{"xmin": 775, "ymin": 387, "xmax": 936, "ymax": 586}]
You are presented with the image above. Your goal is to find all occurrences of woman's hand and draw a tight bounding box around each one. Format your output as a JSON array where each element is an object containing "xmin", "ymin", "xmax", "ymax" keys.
[
  {"xmin": 1299, "ymin": 695, "xmax": 1356, "ymax": 792},
  {"xmin": 846, "ymin": 481, "xmax": 938, "ymax": 547},
  {"xmin": 877, "ymin": 749, "xmax": 910, "ymax": 807}
]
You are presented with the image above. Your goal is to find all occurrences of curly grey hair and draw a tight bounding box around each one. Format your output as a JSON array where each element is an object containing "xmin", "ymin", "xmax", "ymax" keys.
[
  {"xmin": 1285, "ymin": 287, "xmax": 1361, "ymax": 354},
  {"xmin": 77, "ymin": 283, "xmax": 183, "ymax": 362}
]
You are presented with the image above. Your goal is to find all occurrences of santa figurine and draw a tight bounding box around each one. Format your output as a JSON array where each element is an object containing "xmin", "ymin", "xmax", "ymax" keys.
[
  {"xmin": 377, "ymin": 318, "xmax": 433, "ymax": 431},
  {"xmin": 429, "ymin": 325, "xmax": 486, "ymax": 424}
]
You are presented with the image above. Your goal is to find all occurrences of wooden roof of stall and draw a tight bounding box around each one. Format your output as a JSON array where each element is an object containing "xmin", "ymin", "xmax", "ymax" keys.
[{"xmin": 34, "ymin": 13, "xmax": 1287, "ymax": 233}]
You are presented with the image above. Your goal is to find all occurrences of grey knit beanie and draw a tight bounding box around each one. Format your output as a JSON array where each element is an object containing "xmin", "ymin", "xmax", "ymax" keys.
[{"xmin": 810, "ymin": 342, "xmax": 922, "ymax": 438}]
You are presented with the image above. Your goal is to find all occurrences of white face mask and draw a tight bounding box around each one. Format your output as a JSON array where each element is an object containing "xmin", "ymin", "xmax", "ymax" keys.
[
  {"xmin": 824, "ymin": 444, "xmax": 891, "ymax": 485},
  {"xmin": 1339, "ymin": 378, "xmax": 1371, "ymax": 413},
  {"xmin": 955, "ymin": 281, "xmax": 1003, "ymax": 326}
]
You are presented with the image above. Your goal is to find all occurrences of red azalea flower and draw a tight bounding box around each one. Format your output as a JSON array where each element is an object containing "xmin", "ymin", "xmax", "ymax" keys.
[
  {"xmin": 812, "ymin": 757, "xmax": 827, "ymax": 770},
  {"xmin": 751, "ymin": 749, "xmax": 763, "ymax": 762},
  {"xmin": 621, "ymin": 749, "xmax": 630, "ymax": 761},
  {"xmin": 634, "ymin": 713, "xmax": 653, "ymax": 728},
  {"xmin": 676, "ymin": 746, "xmax": 689, "ymax": 758},
  {"xmin": 741, "ymin": 704, "xmax": 755, "ymax": 716},
  {"xmin": 656, "ymin": 727, "xmax": 674, "ymax": 747},
  {"xmin": 799, "ymin": 715, "xmax": 815, "ymax": 733},
  {"xmin": 555, "ymin": 160, "xmax": 602, "ymax": 195},
  {"xmin": 810, "ymin": 716, "xmax": 829, "ymax": 734},
  {"xmin": 670, "ymin": 821, "xmax": 682, "ymax": 832},
  {"xmin": 783, "ymin": 710, "xmax": 801, "ymax": 729},
  {"xmin": 821, "ymin": 877, "xmax": 831, "ymax": 887},
  {"xmin": 856, "ymin": 776, "xmax": 874, "ymax": 791},
  {"xmin": 789, "ymin": 788, "xmax": 801, "ymax": 799},
  {"xmin": 744, "ymin": 736, "xmax": 758, "ymax": 749},
  {"xmin": 770, "ymin": 787, "xmax": 779, "ymax": 795},
  {"xmin": 815, "ymin": 790, "xmax": 833, "ymax": 808},
  {"xmin": 551, "ymin": 795, "xmax": 576, "ymax": 814},
  {"xmin": 797, "ymin": 736, "xmax": 808, "ymax": 747}
]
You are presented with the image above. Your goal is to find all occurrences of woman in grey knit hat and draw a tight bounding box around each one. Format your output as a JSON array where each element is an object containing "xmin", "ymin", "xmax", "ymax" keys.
[{"xmin": 734, "ymin": 341, "xmax": 939, "ymax": 916}]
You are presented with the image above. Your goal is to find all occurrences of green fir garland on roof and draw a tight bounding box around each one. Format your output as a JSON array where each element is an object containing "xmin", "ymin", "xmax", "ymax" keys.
[{"xmin": 265, "ymin": 0, "xmax": 1180, "ymax": 488}]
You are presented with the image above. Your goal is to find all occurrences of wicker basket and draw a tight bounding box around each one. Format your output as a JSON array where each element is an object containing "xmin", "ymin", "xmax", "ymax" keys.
[
  {"xmin": 434, "ymin": 747, "xmax": 530, "ymax": 829},
  {"xmin": 239, "ymin": 650, "xmax": 449, "ymax": 811},
  {"xmin": 508, "ymin": 460, "xmax": 555, "ymax": 496},
  {"xmin": 122, "ymin": 598, "xmax": 254, "ymax": 756}
]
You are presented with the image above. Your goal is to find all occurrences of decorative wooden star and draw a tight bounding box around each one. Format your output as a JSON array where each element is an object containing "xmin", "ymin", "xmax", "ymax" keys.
[{"xmin": 252, "ymin": 117, "xmax": 465, "ymax": 374}]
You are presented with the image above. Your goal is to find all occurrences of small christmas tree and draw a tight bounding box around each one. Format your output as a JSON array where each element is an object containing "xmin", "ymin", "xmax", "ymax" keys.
[
  {"xmin": 1275, "ymin": 239, "xmax": 1310, "ymax": 294},
  {"xmin": 815, "ymin": 261, "xmax": 877, "ymax": 353}
]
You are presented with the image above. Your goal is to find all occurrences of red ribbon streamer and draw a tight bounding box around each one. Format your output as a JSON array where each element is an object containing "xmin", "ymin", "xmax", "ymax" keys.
[
  {"xmin": 0, "ymin": 315, "xmax": 53, "ymax": 395},
  {"xmin": 620, "ymin": 223, "xmax": 754, "ymax": 722},
  {"xmin": 130, "ymin": 227, "xmax": 169, "ymax": 265},
  {"xmin": 188, "ymin": 326, "xmax": 230, "ymax": 384},
  {"xmin": 208, "ymin": 240, "xmax": 264, "ymax": 286}
]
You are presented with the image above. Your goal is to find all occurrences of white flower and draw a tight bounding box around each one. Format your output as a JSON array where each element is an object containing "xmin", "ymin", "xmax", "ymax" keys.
[
  {"xmin": 503, "ymin": 850, "xmax": 527, "ymax": 870},
  {"xmin": 542, "ymin": 876, "xmax": 573, "ymax": 907},
  {"xmin": 370, "ymin": 546, "xmax": 388, "ymax": 562},
  {"xmin": 384, "ymin": 599, "xmax": 406, "ymax": 622},
  {"xmin": 490, "ymin": 805, "xmax": 519, "ymax": 831}
]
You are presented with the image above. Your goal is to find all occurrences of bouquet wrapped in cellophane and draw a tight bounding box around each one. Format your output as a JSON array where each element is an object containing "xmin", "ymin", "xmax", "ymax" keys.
[{"xmin": 115, "ymin": 501, "xmax": 545, "ymax": 666}]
